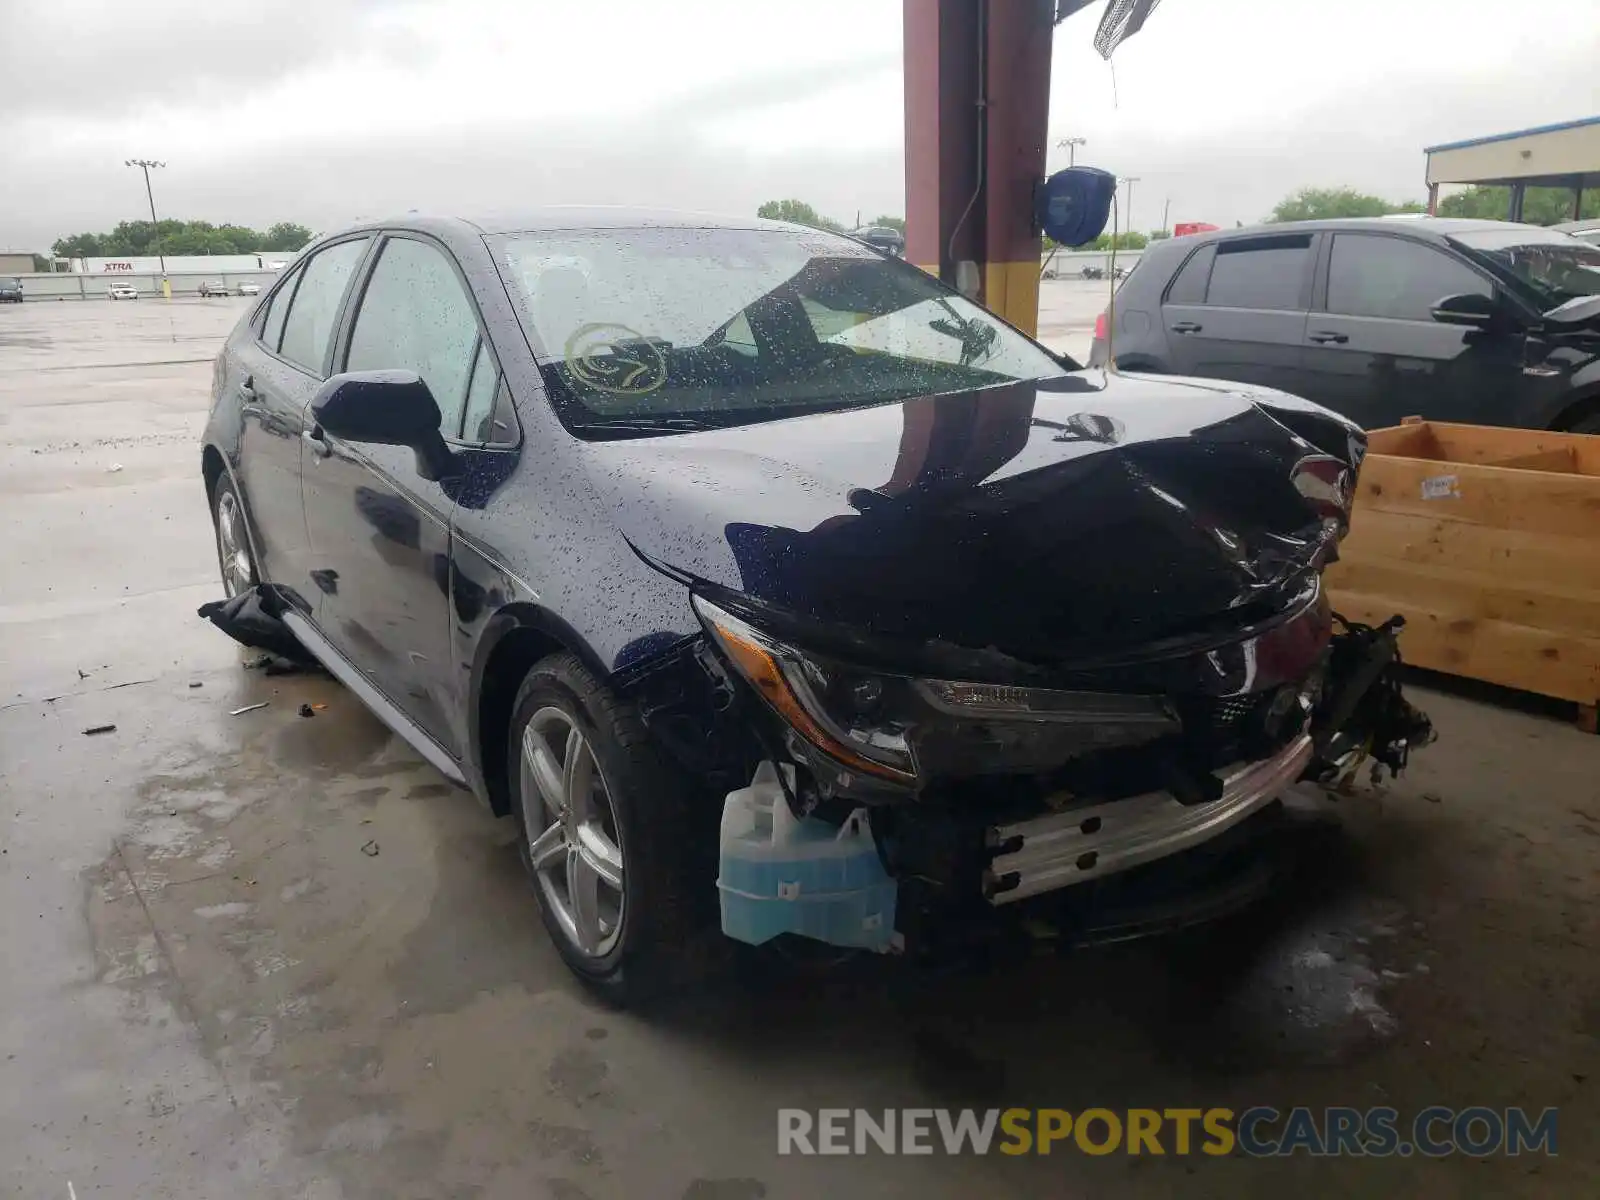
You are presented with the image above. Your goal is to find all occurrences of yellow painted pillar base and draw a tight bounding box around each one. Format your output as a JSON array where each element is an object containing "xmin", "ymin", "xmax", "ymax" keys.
[{"xmin": 983, "ymin": 260, "xmax": 1042, "ymax": 337}]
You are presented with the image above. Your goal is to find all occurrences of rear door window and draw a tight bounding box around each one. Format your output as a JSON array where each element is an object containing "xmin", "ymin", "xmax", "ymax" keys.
[
  {"xmin": 1326, "ymin": 234, "xmax": 1490, "ymax": 321},
  {"xmin": 1203, "ymin": 236, "xmax": 1312, "ymax": 311},
  {"xmin": 277, "ymin": 239, "xmax": 370, "ymax": 374}
]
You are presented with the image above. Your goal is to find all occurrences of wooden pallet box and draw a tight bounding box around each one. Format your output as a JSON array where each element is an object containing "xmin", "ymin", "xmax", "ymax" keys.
[{"xmin": 1323, "ymin": 421, "xmax": 1600, "ymax": 715}]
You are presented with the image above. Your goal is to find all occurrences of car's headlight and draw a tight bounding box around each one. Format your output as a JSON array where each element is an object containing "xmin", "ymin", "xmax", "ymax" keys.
[{"xmin": 693, "ymin": 596, "xmax": 1178, "ymax": 789}]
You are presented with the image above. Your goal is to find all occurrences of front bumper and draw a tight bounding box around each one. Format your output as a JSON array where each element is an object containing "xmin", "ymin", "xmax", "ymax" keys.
[{"xmin": 985, "ymin": 733, "xmax": 1313, "ymax": 904}]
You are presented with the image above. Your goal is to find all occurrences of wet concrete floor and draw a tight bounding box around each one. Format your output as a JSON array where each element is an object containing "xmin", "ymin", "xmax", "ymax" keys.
[{"xmin": 2, "ymin": 298, "xmax": 1598, "ymax": 1197}]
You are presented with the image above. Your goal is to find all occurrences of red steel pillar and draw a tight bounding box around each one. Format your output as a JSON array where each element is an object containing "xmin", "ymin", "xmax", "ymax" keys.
[{"xmin": 904, "ymin": 0, "xmax": 1055, "ymax": 335}]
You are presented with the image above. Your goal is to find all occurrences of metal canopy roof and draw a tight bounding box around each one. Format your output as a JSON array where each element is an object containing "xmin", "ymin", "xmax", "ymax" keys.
[{"xmin": 1425, "ymin": 115, "xmax": 1600, "ymax": 188}]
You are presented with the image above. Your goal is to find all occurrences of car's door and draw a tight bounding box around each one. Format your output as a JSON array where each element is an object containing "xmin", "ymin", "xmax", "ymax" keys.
[
  {"xmin": 232, "ymin": 237, "xmax": 371, "ymax": 610},
  {"xmin": 1159, "ymin": 233, "xmax": 1316, "ymax": 393},
  {"xmin": 301, "ymin": 232, "xmax": 490, "ymax": 756},
  {"xmin": 1300, "ymin": 232, "xmax": 1533, "ymax": 428}
]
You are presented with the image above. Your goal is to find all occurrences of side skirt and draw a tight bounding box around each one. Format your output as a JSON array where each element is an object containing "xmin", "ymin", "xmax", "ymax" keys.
[{"xmin": 281, "ymin": 610, "xmax": 468, "ymax": 788}]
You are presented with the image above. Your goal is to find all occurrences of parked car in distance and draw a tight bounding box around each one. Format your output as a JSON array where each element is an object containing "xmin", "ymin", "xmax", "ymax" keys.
[
  {"xmin": 201, "ymin": 210, "xmax": 1429, "ymax": 1003},
  {"xmin": 107, "ymin": 282, "xmax": 139, "ymax": 300},
  {"xmin": 198, "ymin": 281, "xmax": 229, "ymax": 297},
  {"xmin": 1555, "ymin": 218, "xmax": 1600, "ymax": 247},
  {"xmin": 0, "ymin": 278, "xmax": 22, "ymax": 303},
  {"xmin": 236, "ymin": 281, "xmax": 262, "ymax": 296},
  {"xmin": 1090, "ymin": 218, "xmax": 1600, "ymax": 432},
  {"xmin": 852, "ymin": 225, "xmax": 905, "ymax": 256}
]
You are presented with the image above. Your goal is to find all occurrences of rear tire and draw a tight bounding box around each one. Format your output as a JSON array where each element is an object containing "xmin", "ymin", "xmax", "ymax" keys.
[
  {"xmin": 506, "ymin": 653, "xmax": 711, "ymax": 1006},
  {"xmin": 211, "ymin": 474, "xmax": 257, "ymax": 598}
]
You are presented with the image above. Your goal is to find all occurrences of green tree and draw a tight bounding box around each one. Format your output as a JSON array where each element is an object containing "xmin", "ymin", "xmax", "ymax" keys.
[
  {"xmin": 53, "ymin": 232, "xmax": 103, "ymax": 257},
  {"xmin": 1269, "ymin": 187, "xmax": 1423, "ymax": 222},
  {"xmin": 1088, "ymin": 231, "xmax": 1148, "ymax": 251},
  {"xmin": 262, "ymin": 222, "xmax": 314, "ymax": 252},
  {"xmin": 1437, "ymin": 185, "xmax": 1600, "ymax": 225},
  {"xmin": 869, "ymin": 215, "xmax": 906, "ymax": 233},
  {"xmin": 1146, "ymin": 229, "xmax": 1172, "ymax": 241},
  {"xmin": 756, "ymin": 200, "xmax": 845, "ymax": 232},
  {"xmin": 51, "ymin": 218, "xmax": 313, "ymax": 259}
]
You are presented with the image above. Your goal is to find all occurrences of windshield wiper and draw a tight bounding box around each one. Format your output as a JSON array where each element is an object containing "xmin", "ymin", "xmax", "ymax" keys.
[{"xmin": 570, "ymin": 415, "xmax": 717, "ymax": 435}]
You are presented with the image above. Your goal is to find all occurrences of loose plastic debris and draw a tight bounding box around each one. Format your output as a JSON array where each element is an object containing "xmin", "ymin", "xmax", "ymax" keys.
[
  {"xmin": 229, "ymin": 702, "xmax": 269, "ymax": 716},
  {"xmin": 81, "ymin": 724, "xmax": 117, "ymax": 736},
  {"xmin": 360, "ymin": 840, "xmax": 380, "ymax": 857},
  {"xmin": 197, "ymin": 586, "xmax": 316, "ymax": 665},
  {"xmin": 298, "ymin": 703, "xmax": 315, "ymax": 718}
]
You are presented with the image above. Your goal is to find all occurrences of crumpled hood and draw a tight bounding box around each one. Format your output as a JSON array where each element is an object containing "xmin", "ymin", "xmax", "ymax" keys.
[{"xmin": 577, "ymin": 371, "xmax": 1363, "ymax": 666}]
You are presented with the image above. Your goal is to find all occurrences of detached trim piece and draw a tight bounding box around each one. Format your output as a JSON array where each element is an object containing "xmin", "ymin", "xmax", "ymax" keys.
[
  {"xmin": 281, "ymin": 611, "xmax": 467, "ymax": 786},
  {"xmin": 985, "ymin": 733, "xmax": 1313, "ymax": 904}
]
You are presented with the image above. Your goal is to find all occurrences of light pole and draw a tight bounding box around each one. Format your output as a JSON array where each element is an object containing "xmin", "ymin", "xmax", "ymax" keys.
[
  {"xmin": 1121, "ymin": 176, "xmax": 1141, "ymax": 242},
  {"xmin": 125, "ymin": 159, "xmax": 167, "ymax": 295},
  {"xmin": 1057, "ymin": 136, "xmax": 1087, "ymax": 167}
]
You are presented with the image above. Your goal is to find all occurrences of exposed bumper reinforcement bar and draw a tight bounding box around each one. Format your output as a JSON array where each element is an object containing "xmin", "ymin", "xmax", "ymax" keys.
[{"xmin": 985, "ymin": 733, "xmax": 1314, "ymax": 905}]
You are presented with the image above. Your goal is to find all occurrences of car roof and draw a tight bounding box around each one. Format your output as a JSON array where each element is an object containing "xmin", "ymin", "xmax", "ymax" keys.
[
  {"xmin": 1180, "ymin": 216, "xmax": 1546, "ymax": 243},
  {"xmin": 1555, "ymin": 218, "xmax": 1600, "ymax": 233},
  {"xmin": 332, "ymin": 207, "xmax": 806, "ymax": 238}
]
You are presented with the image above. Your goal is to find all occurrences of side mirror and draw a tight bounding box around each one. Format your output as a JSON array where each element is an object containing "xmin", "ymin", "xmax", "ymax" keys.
[
  {"xmin": 311, "ymin": 370, "xmax": 457, "ymax": 480},
  {"xmin": 1543, "ymin": 293, "xmax": 1600, "ymax": 331},
  {"xmin": 1430, "ymin": 292, "xmax": 1497, "ymax": 328}
]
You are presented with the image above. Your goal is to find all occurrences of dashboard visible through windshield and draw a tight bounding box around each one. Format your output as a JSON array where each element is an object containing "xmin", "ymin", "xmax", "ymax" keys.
[
  {"xmin": 1451, "ymin": 228, "xmax": 1600, "ymax": 311},
  {"xmin": 494, "ymin": 226, "xmax": 1069, "ymax": 436}
]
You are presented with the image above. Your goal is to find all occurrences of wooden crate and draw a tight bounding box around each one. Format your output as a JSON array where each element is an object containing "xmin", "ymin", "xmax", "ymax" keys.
[{"xmin": 1323, "ymin": 421, "xmax": 1600, "ymax": 726}]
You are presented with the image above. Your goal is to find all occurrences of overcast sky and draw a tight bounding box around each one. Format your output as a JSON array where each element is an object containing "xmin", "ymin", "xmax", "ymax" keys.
[{"xmin": 2, "ymin": 0, "xmax": 1597, "ymax": 251}]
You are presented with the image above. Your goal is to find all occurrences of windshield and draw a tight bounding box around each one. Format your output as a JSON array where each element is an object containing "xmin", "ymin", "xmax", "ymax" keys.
[
  {"xmin": 1450, "ymin": 228, "xmax": 1600, "ymax": 310},
  {"xmin": 495, "ymin": 227, "xmax": 1069, "ymax": 435}
]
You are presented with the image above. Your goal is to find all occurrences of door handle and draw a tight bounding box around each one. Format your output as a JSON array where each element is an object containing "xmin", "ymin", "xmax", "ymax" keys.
[
  {"xmin": 301, "ymin": 427, "xmax": 331, "ymax": 458},
  {"xmin": 1308, "ymin": 331, "xmax": 1349, "ymax": 344},
  {"xmin": 238, "ymin": 374, "xmax": 258, "ymax": 401},
  {"xmin": 1170, "ymin": 321, "xmax": 1203, "ymax": 334}
]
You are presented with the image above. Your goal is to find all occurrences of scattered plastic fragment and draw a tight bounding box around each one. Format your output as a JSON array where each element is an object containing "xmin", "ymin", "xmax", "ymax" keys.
[
  {"xmin": 360, "ymin": 840, "xmax": 380, "ymax": 857},
  {"xmin": 298, "ymin": 703, "xmax": 315, "ymax": 718},
  {"xmin": 81, "ymin": 724, "xmax": 117, "ymax": 736},
  {"xmin": 229, "ymin": 702, "xmax": 268, "ymax": 716},
  {"xmin": 198, "ymin": 587, "xmax": 316, "ymax": 665}
]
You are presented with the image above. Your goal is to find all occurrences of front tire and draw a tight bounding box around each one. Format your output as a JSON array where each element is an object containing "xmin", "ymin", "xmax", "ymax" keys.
[{"xmin": 507, "ymin": 653, "xmax": 708, "ymax": 1005}]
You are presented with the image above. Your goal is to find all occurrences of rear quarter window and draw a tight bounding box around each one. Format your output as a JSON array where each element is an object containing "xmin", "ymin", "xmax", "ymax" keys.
[{"xmin": 1164, "ymin": 244, "xmax": 1215, "ymax": 304}]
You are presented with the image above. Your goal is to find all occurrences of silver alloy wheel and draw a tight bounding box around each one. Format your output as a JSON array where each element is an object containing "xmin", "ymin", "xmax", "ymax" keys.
[
  {"xmin": 521, "ymin": 706, "xmax": 626, "ymax": 958},
  {"xmin": 214, "ymin": 488, "xmax": 254, "ymax": 597}
]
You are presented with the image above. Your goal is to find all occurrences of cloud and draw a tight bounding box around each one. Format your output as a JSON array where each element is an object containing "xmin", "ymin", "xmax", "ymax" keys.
[
  {"xmin": 2, "ymin": 0, "xmax": 1596, "ymax": 251},
  {"xmin": 0, "ymin": 0, "xmax": 416, "ymax": 121}
]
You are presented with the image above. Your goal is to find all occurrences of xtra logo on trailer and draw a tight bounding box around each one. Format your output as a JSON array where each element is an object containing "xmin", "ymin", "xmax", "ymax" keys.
[{"xmin": 103, "ymin": 262, "xmax": 135, "ymax": 272}]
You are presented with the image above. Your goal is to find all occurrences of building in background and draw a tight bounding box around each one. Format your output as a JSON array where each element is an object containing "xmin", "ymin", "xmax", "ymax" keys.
[
  {"xmin": 0, "ymin": 251, "xmax": 35, "ymax": 275},
  {"xmin": 67, "ymin": 254, "xmax": 288, "ymax": 274},
  {"xmin": 1425, "ymin": 115, "xmax": 1600, "ymax": 220}
]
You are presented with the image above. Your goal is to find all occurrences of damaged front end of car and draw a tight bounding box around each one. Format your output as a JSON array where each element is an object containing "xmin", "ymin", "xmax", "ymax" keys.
[
  {"xmin": 677, "ymin": 582, "xmax": 1430, "ymax": 954},
  {"xmin": 607, "ymin": 391, "xmax": 1434, "ymax": 960}
]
